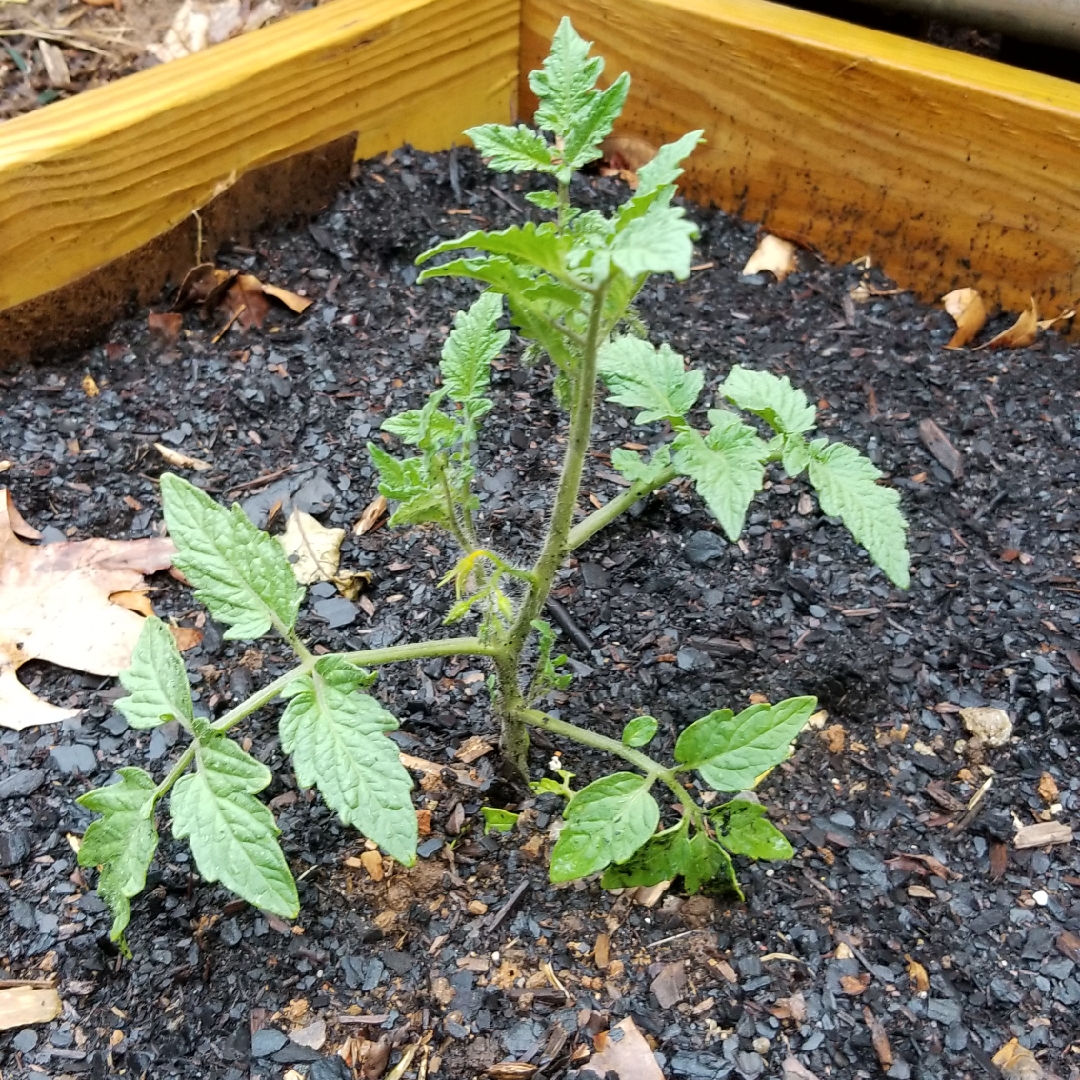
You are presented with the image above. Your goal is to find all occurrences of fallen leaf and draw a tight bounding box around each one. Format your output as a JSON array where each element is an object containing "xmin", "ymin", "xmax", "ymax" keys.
[
  {"xmin": 109, "ymin": 589, "xmax": 155, "ymax": 617},
  {"xmin": 959, "ymin": 706, "xmax": 1012, "ymax": 747},
  {"xmin": 600, "ymin": 134, "xmax": 657, "ymax": 172},
  {"xmin": 333, "ymin": 570, "xmax": 373, "ymax": 600},
  {"xmin": 942, "ymin": 288, "xmax": 988, "ymax": 349},
  {"xmin": 82, "ymin": 374, "xmax": 100, "ymax": 398},
  {"xmin": 782, "ymin": 1057, "xmax": 822, "ymax": 1080},
  {"xmin": 175, "ymin": 263, "xmax": 235, "ymax": 312},
  {"xmin": 262, "ymin": 282, "xmax": 313, "ymax": 313},
  {"xmin": 918, "ymin": 418, "xmax": 963, "ymax": 478},
  {"xmin": 224, "ymin": 274, "xmax": 271, "ymax": 330},
  {"xmin": 863, "ymin": 1007, "xmax": 892, "ymax": 1069},
  {"xmin": 1057, "ymin": 930, "xmax": 1080, "ymax": 962},
  {"xmin": 885, "ymin": 852, "xmax": 958, "ymax": 880},
  {"xmin": 581, "ymin": 1017, "xmax": 664, "ymax": 1080},
  {"xmin": 148, "ymin": 311, "xmax": 184, "ymax": 344},
  {"xmin": 38, "ymin": 40, "xmax": 71, "ymax": 87},
  {"xmin": 1037, "ymin": 772, "xmax": 1059, "ymax": 804},
  {"xmin": 769, "ymin": 992, "xmax": 807, "ymax": 1022},
  {"xmin": 360, "ymin": 849, "xmax": 384, "ymax": 882},
  {"xmin": 977, "ymin": 297, "xmax": 1039, "ymax": 350},
  {"xmin": 278, "ymin": 508, "xmax": 345, "ymax": 585},
  {"xmin": 154, "ymin": 443, "xmax": 212, "ymax": 472},
  {"xmin": 820, "ymin": 724, "xmax": 846, "ymax": 753},
  {"xmin": 281, "ymin": 997, "xmax": 309, "ymax": 1023},
  {"xmin": 353, "ymin": 494, "xmax": 388, "ymax": 536},
  {"xmin": 0, "ymin": 985, "xmax": 62, "ymax": 1030},
  {"xmin": 0, "ymin": 492, "xmax": 174, "ymax": 729},
  {"xmin": 742, "ymin": 234, "xmax": 798, "ymax": 282},
  {"xmin": 455, "ymin": 735, "xmax": 493, "ymax": 764},
  {"xmin": 840, "ymin": 973, "xmax": 871, "ymax": 995},
  {"xmin": 3, "ymin": 490, "xmax": 41, "ymax": 540},
  {"xmin": 1037, "ymin": 308, "xmax": 1074, "ymax": 332},
  {"xmin": 170, "ymin": 625, "xmax": 203, "ymax": 651},
  {"xmin": 1014, "ymin": 821, "xmax": 1073, "ymax": 849},
  {"xmin": 906, "ymin": 957, "xmax": 929, "ymax": 993},
  {"xmin": 991, "ymin": 1038, "xmax": 1045, "ymax": 1080},
  {"xmin": 594, "ymin": 933, "xmax": 610, "ymax": 970},
  {"xmin": 990, "ymin": 840, "xmax": 1009, "ymax": 880}
]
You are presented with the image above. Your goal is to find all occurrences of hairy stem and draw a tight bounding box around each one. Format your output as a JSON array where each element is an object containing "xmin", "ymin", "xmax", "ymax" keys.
[
  {"xmin": 431, "ymin": 455, "xmax": 472, "ymax": 554},
  {"xmin": 567, "ymin": 465, "xmax": 678, "ymax": 551},
  {"xmin": 343, "ymin": 636, "xmax": 499, "ymax": 668}
]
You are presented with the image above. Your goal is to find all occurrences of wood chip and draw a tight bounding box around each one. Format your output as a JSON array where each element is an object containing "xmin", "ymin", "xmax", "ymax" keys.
[
  {"xmin": 782, "ymin": 1057, "xmax": 822, "ymax": 1080},
  {"xmin": 1056, "ymin": 930, "xmax": 1080, "ymax": 962},
  {"xmin": 650, "ymin": 960, "xmax": 687, "ymax": 1009},
  {"xmin": 0, "ymin": 985, "xmax": 62, "ymax": 1030},
  {"xmin": 581, "ymin": 1016, "xmax": 664, "ymax": 1080},
  {"xmin": 990, "ymin": 840, "xmax": 1009, "ymax": 880},
  {"xmin": 862, "ymin": 1006, "xmax": 892, "ymax": 1069},
  {"xmin": 918, "ymin": 418, "xmax": 963, "ymax": 478},
  {"xmin": 454, "ymin": 735, "xmax": 493, "ymax": 764},
  {"xmin": 360, "ymin": 849, "xmax": 384, "ymax": 882},
  {"xmin": 633, "ymin": 881, "xmax": 670, "ymax": 908},
  {"xmin": 594, "ymin": 933, "xmax": 610, "ymax": 970},
  {"xmin": 1013, "ymin": 821, "xmax": 1073, "ymax": 849}
]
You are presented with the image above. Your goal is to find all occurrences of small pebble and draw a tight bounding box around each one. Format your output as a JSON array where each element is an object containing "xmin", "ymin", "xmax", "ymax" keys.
[{"xmin": 1033, "ymin": 889, "xmax": 1049, "ymax": 906}]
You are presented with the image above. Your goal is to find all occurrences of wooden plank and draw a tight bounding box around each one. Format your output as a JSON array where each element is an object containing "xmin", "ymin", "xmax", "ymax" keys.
[
  {"xmin": 0, "ymin": 0, "xmax": 518, "ymax": 313},
  {"xmin": 521, "ymin": 0, "xmax": 1080, "ymax": 316}
]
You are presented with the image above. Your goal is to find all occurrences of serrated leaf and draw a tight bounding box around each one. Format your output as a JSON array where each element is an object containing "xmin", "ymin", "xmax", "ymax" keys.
[
  {"xmin": 599, "ymin": 337, "xmax": 702, "ymax": 423},
  {"xmin": 720, "ymin": 366, "xmax": 817, "ymax": 435},
  {"xmin": 622, "ymin": 715, "xmax": 658, "ymax": 747},
  {"xmin": 525, "ymin": 190, "xmax": 560, "ymax": 210},
  {"xmin": 387, "ymin": 490, "xmax": 452, "ymax": 528},
  {"xmin": 610, "ymin": 201, "xmax": 699, "ymax": 281},
  {"xmin": 77, "ymin": 767, "xmax": 158, "ymax": 942},
  {"xmin": 779, "ymin": 434, "xmax": 811, "ymax": 477},
  {"xmin": 684, "ymin": 832, "xmax": 740, "ymax": 896},
  {"xmin": 563, "ymin": 73, "xmax": 630, "ymax": 172},
  {"xmin": 417, "ymin": 222, "xmax": 571, "ymax": 284},
  {"xmin": 710, "ymin": 800, "xmax": 793, "ymax": 860},
  {"xmin": 635, "ymin": 130, "xmax": 704, "ymax": 197},
  {"xmin": 115, "ymin": 616, "xmax": 193, "ymax": 729},
  {"xmin": 160, "ymin": 473, "xmax": 302, "ymax": 641},
  {"xmin": 381, "ymin": 410, "xmax": 459, "ymax": 447},
  {"xmin": 673, "ymin": 413, "xmax": 770, "ymax": 540},
  {"xmin": 481, "ymin": 807, "xmax": 519, "ymax": 834},
  {"xmin": 600, "ymin": 819, "xmax": 689, "ymax": 889},
  {"xmin": 549, "ymin": 772, "xmax": 659, "ymax": 881},
  {"xmin": 609, "ymin": 444, "xmax": 672, "ymax": 486},
  {"xmin": 529, "ymin": 17, "xmax": 604, "ymax": 139},
  {"xmin": 367, "ymin": 445, "xmax": 427, "ymax": 502},
  {"xmin": 280, "ymin": 656, "xmax": 416, "ymax": 864},
  {"xmin": 441, "ymin": 292, "xmax": 508, "ymax": 403},
  {"xmin": 806, "ymin": 440, "xmax": 910, "ymax": 588},
  {"xmin": 674, "ymin": 696, "xmax": 816, "ymax": 792},
  {"xmin": 466, "ymin": 123, "xmax": 554, "ymax": 173},
  {"xmin": 171, "ymin": 733, "xmax": 298, "ymax": 918}
]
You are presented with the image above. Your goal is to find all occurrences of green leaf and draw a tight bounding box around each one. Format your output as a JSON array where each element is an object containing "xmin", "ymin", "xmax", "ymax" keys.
[
  {"xmin": 710, "ymin": 800, "xmax": 793, "ymax": 860},
  {"xmin": 622, "ymin": 715, "xmax": 658, "ymax": 747},
  {"xmin": 280, "ymin": 656, "xmax": 417, "ymax": 865},
  {"xmin": 609, "ymin": 444, "xmax": 672, "ymax": 486},
  {"xmin": 674, "ymin": 696, "xmax": 817, "ymax": 792},
  {"xmin": 777, "ymin": 434, "xmax": 811, "ymax": 477},
  {"xmin": 563, "ymin": 73, "xmax": 630, "ymax": 172},
  {"xmin": 171, "ymin": 733, "xmax": 298, "ymax": 918},
  {"xmin": 529, "ymin": 17, "xmax": 605, "ymax": 140},
  {"xmin": 440, "ymin": 292, "xmax": 508, "ymax": 403},
  {"xmin": 720, "ymin": 366, "xmax": 817, "ymax": 436},
  {"xmin": 417, "ymin": 222, "xmax": 571, "ymax": 284},
  {"xmin": 549, "ymin": 772, "xmax": 659, "ymax": 881},
  {"xmin": 388, "ymin": 489, "xmax": 452, "ymax": 528},
  {"xmin": 115, "ymin": 616, "xmax": 193, "ymax": 730},
  {"xmin": 806, "ymin": 440, "xmax": 909, "ymax": 588},
  {"xmin": 381, "ymin": 409, "xmax": 459, "ymax": 448},
  {"xmin": 367, "ymin": 445, "xmax": 427, "ymax": 502},
  {"xmin": 160, "ymin": 473, "xmax": 303, "ymax": 641},
  {"xmin": 610, "ymin": 201, "xmax": 699, "ymax": 281},
  {"xmin": 481, "ymin": 807, "xmax": 520, "ymax": 834},
  {"xmin": 525, "ymin": 190, "xmax": 560, "ymax": 210},
  {"xmin": 466, "ymin": 123, "xmax": 554, "ymax": 173},
  {"xmin": 684, "ymin": 832, "xmax": 741, "ymax": 896},
  {"xmin": 673, "ymin": 412, "xmax": 770, "ymax": 540},
  {"xmin": 599, "ymin": 337, "xmax": 702, "ymax": 424},
  {"xmin": 77, "ymin": 767, "xmax": 159, "ymax": 943},
  {"xmin": 635, "ymin": 130, "xmax": 704, "ymax": 197},
  {"xmin": 600, "ymin": 819, "xmax": 689, "ymax": 889}
]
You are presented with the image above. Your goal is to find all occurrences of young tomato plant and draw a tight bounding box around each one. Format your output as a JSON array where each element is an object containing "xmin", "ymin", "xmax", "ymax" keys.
[{"xmin": 76, "ymin": 18, "xmax": 909, "ymax": 952}]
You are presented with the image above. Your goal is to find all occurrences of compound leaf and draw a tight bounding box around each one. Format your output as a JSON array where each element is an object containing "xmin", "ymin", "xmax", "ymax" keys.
[
  {"xmin": 674, "ymin": 696, "xmax": 817, "ymax": 792},
  {"xmin": 611, "ymin": 201, "xmax": 699, "ymax": 281},
  {"xmin": 711, "ymin": 800, "xmax": 793, "ymax": 860},
  {"xmin": 115, "ymin": 616, "xmax": 193, "ymax": 729},
  {"xmin": 550, "ymin": 772, "xmax": 659, "ymax": 881},
  {"xmin": 806, "ymin": 440, "xmax": 909, "ymax": 588},
  {"xmin": 563, "ymin": 73, "xmax": 631, "ymax": 172},
  {"xmin": 367, "ymin": 445, "xmax": 427, "ymax": 502},
  {"xmin": 720, "ymin": 366, "xmax": 817, "ymax": 435},
  {"xmin": 466, "ymin": 123, "xmax": 554, "ymax": 173},
  {"xmin": 381, "ymin": 409, "xmax": 459, "ymax": 448},
  {"xmin": 600, "ymin": 819, "xmax": 689, "ymax": 889},
  {"xmin": 673, "ymin": 411, "xmax": 770, "ymax": 540},
  {"xmin": 160, "ymin": 473, "xmax": 302, "ymax": 641},
  {"xmin": 622, "ymin": 715, "xmax": 658, "ymax": 748},
  {"xmin": 440, "ymin": 292, "xmax": 508, "ymax": 403},
  {"xmin": 171, "ymin": 733, "xmax": 298, "ymax": 918},
  {"xmin": 636, "ymin": 129, "xmax": 705, "ymax": 197},
  {"xmin": 529, "ymin": 16, "xmax": 604, "ymax": 139},
  {"xmin": 280, "ymin": 656, "xmax": 417, "ymax": 865},
  {"xmin": 417, "ymin": 222, "xmax": 571, "ymax": 284},
  {"xmin": 525, "ymin": 190, "xmax": 560, "ymax": 210},
  {"xmin": 599, "ymin": 337, "xmax": 702, "ymax": 424},
  {"xmin": 77, "ymin": 767, "xmax": 158, "ymax": 944},
  {"xmin": 609, "ymin": 444, "xmax": 672, "ymax": 487}
]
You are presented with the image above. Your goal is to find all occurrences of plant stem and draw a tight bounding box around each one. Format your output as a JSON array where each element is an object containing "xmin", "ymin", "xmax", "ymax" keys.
[
  {"xmin": 342, "ymin": 636, "xmax": 499, "ymax": 668},
  {"xmin": 567, "ymin": 465, "xmax": 678, "ymax": 551}
]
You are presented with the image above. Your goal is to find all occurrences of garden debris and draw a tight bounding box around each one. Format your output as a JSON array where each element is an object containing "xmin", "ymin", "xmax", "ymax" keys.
[
  {"xmin": 0, "ymin": 985, "xmax": 62, "ymax": 1030},
  {"xmin": 863, "ymin": 1007, "xmax": 892, "ymax": 1069},
  {"xmin": 976, "ymin": 297, "xmax": 1038, "ymax": 351},
  {"xmin": 487, "ymin": 1064, "xmax": 538, "ymax": 1079},
  {"xmin": 277, "ymin": 507, "xmax": 344, "ymax": 584},
  {"xmin": 581, "ymin": 1016, "xmax": 664, "ymax": 1080},
  {"xmin": 154, "ymin": 443, "xmax": 212, "ymax": 471},
  {"xmin": 991, "ymin": 1038, "xmax": 1045, "ymax": 1080},
  {"xmin": 0, "ymin": 491, "xmax": 174, "ymax": 729},
  {"xmin": 819, "ymin": 724, "xmax": 846, "ymax": 753},
  {"xmin": 742, "ymin": 234, "xmax": 798, "ymax": 282},
  {"xmin": 1057, "ymin": 931, "xmax": 1080, "ymax": 962},
  {"xmin": 906, "ymin": 958, "xmax": 929, "ymax": 993},
  {"xmin": 782, "ymin": 1059, "xmax": 822, "ymax": 1080},
  {"xmin": 942, "ymin": 288, "xmax": 988, "ymax": 349},
  {"xmin": 599, "ymin": 135, "xmax": 657, "ymax": 186},
  {"xmin": 37, "ymin": 40, "xmax": 70, "ymax": 86},
  {"xmin": 1013, "ymin": 821, "xmax": 1073, "ymax": 849},
  {"xmin": 917, "ymin": 418, "xmax": 963, "ymax": 478},
  {"xmin": 1037, "ymin": 772, "xmax": 1059, "ymax": 804},
  {"xmin": 650, "ymin": 959, "xmax": 686, "ymax": 1008},
  {"xmin": 148, "ymin": 311, "xmax": 184, "ymax": 344},
  {"xmin": 288, "ymin": 1018, "xmax": 326, "ymax": 1050},
  {"xmin": 454, "ymin": 735, "xmax": 493, "ymax": 763},
  {"xmin": 353, "ymin": 494, "xmax": 388, "ymax": 535},
  {"xmin": 171, "ymin": 263, "xmax": 310, "ymax": 330},
  {"xmin": 81, "ymin": 374, "xmax": 100, "ymax": 397},
  {"xmin": 959, "ymin": 706, "xmax": 1011, "ymax": 747},
  {"xmin": 148, "ymin": 0, "xmax": 281, "ymax": 62}
]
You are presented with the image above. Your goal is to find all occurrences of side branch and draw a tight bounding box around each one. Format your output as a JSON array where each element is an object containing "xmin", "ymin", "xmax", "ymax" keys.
[{"xmin": 567, "ymin": 466, "xmax": 678, "ymax": 551}]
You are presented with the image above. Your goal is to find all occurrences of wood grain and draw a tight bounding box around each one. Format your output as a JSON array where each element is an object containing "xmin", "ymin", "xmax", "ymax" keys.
[
  {"xmin": 521, "ymin": 0, "xmax": 1080, "ymax": 316},
  {"xmin": 0, "ymin": 0, "xmax": 518, "ymax": 312}
]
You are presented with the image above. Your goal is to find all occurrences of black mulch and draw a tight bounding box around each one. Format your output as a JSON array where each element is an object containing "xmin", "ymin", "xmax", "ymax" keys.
[{"xmin": 1, "ymin": 147, "xmax": 1079, "ymax": 1080}]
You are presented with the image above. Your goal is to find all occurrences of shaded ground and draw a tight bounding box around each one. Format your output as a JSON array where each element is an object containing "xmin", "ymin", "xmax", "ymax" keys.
[{"xmin": 1, "ymin": 148, "xmax": 1079, "ymax": 1080}]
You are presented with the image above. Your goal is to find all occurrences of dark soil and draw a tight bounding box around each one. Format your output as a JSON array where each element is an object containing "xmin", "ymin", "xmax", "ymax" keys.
[{"xmin": 1, "ymin": 148, "xmax": 1079, "ymax": 1080}]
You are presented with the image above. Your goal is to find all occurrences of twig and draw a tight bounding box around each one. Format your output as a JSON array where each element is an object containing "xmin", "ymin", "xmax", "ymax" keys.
[
  {"xmin": 336, "ymin": 1013, "xmax": 390, "ymax": 1025},
  {"xmin": 486, "ymin": 879, "xmax": 530, "ymax": 932},
  {"xmin": 225, "ymin": 464, "xmax": 296, "ymax": 495},
  {"xmin": 545, "ymin": 596, "xmax": 593, "ymax": 655},
  {"xmin": 488, "ymin": 184, "xmax": 524, "ymax": 214}
]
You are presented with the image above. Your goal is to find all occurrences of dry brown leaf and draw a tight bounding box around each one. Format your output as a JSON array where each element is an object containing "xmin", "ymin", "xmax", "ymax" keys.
[
  {"xmin": 332, "ymin": 570, "xmax": 373, "ymax": 601},
  {"xmin": 175, "ymin": 264, "xmax": 235, "ymax": 312},
  {"xmin": 109, "ymin": 589, "xmax": 155, "ymax": 618},
  {"xmin": 600, "ymin": 135, "xmax": 657, "ymax": 173},
  {"xmin": 594, "ymin": 933, "xmax": 610, "ymax": 970},
  {"xmin": 942, "ymin": 288, "xmax": 988, "ymax": 349},
  {"xmin": 0, "ymin": 493, "xmax": 174, "ymax": 729},
  {"xmin": 917, "ymin": 418, "xmax": 963, "ymax": 479},
  {"xmin": 154, "ymin": 443, "xmax": 212, "ymax": 472},
  {"xmin": 1037, "ymin": 772, "xmax": 1059, "ymax": 804},
  {"xmin": 906, "ymin": 957, "xmax": 929, "ymax": 993},
  {"xmin": 3, "ymin": 490, "xmax": 42, "ymax": 541},
  {"xmin": 863, "ymin": 1007, "xmax": 892, "ymax": 1069},
  {"xmin": 0, "ymin": 985, "xmax": 62, "ymax": 1030},
  {"xmin": 1037, "ymin": 308, "xmax": 1075, "ymax": 331},
  {"xmin": 991, "ymin": 1038, "xmax": 1045, "ymax": 1080},
  {"xmin": 742, "ymin": 234, "xmax": 798, "ymax": 282},
  {"xmin": 170, "ymin": 625, "xmax": 203, "ymax": 651},
  {"xmin": 262, "ymin": 282, "xmax": 314, "ymax": 313},
  {"xmin": 839, "ymin": 973, "xmax": 871, "ymax": 995},
  {"xmin": 990, "ymin": 839, "xmax": 1009, "ymax": 880},
  {"xmin": 353, "ymin": 494, "xmax": 388, "ymax": 536},
  {"xmin": 360, "ymin": 849, "xmax": 384, "ymax": 882},
  {"xmin": 82, "ymin": 374, "xmax": 100, "ymax": 398},
  {"xmin": 977, "ymin": 297, "xmax": 1039, "ymax": 351},
  {"xmin": 277, "ymin": 508, "xmax": 345, "ymax": 585},
  {"xmin": 769, "ymin": 991, "xmax": 807, "ymax": 1022},
  {"xmin": 148, "ymin": 311, "xmax": 184, "ymax": 345},
  {"xmin": 225, "ymin": 274, "xmax": 272, "ymax": 330},
  {"xmin": 581, "ymin": 1017, "xmax": 664, "ymax": 1080}
]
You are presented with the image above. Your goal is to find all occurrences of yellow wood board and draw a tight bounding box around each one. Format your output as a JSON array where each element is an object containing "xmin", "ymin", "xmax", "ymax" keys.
[
  {"xmin": 0, "ymin": 0, "xmax": 518, "ymax": 313},
  {"xmin": 522, "ymin": 0, "xmax": 1080, "ymax": 315}
]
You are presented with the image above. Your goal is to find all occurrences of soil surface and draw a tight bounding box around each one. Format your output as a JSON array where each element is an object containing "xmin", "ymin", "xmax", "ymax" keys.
[{"xmin": 1, "ymin": 148, "xmax": 1079, "ymax": 1080}]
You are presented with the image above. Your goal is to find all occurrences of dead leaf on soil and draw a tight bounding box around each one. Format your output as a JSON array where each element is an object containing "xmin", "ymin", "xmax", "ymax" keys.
[
  {"xmin": 353, "ymin": 494, "xmax": 388, "ymax": 536},
  {"xmin": 942, "ymin": 288, "xmax": 988, "ymax": 349},
  {"xmin": 0, "ymin": 491, "xmax": 175, "ymax": 729},
  {"xmin": 976, "ymin": 297, "xmax": 1039, "ymax": 351},
  {"xmin": 3, "ymin": 490, "xmax": 42, "ymax": 540},
  {"xmin": 769, "ymin": 992, "xmax": 807, "ymax": 1022},
  {"xmin": 581, "ymin": 1016, "xmax": 664, "ymax": 1080},
  {"xmin": 991, "ymin": 1038, "xmax": 1045, "ymax": 1080},
  {"xmin": 332, "ymin": 569, "xmax": 373, "ymax": 600},
  {"xmin": 917, "ymin": 418, "xmax": 963, "ymax": 479},
  {"xmin": 742, "ymin": 234, "xmax": 798, "ymax": 282},
  {"xmin": 148, "ymin": 311, "xmax": 184, "ymax": 344},
  {"xmin": 174, "ymin": 263, "xmax": 309, "ymax": 332},
  {"xmin": 1037, "ymin": 772, "xmax": 1059, "ymax": 804},
  {"xmin": 0, "ymin": 985, "xmax": 62, "ymax": 1030},
  {"xmin": 839, "ymin": 973, "xmax": 871, "ymax": 995},
  {"xmin": 81, "ymin": 374, "xmax": 100, "ymax": 398},
  {"xmin": 154, "ymin": 443, "xmax": 212, "ymax": 472},
  {"xmin": 278, "ymin": 508, "xmax": 345, "ymax": 585},
  {"xmin": 600, "ymin": 135, "xmax": 657, "ymax": 173},
  {"xmin": 1037, "ymin": 308, "xmax": 1075, "ymax": 332},
  {"xmin": 906, "ymin": 957, "xmax": 929, "ymax": 993},
  {"xmin": 261, "ymin": 282, "xmax": 313, "ymax": 313},
  {"xmin": 170, "ymin": 625, "xmax": 203, "ymax": 651},
  {"xmin": 109, "ymin": 589, "xmax": 155, "ymax": 618}
]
